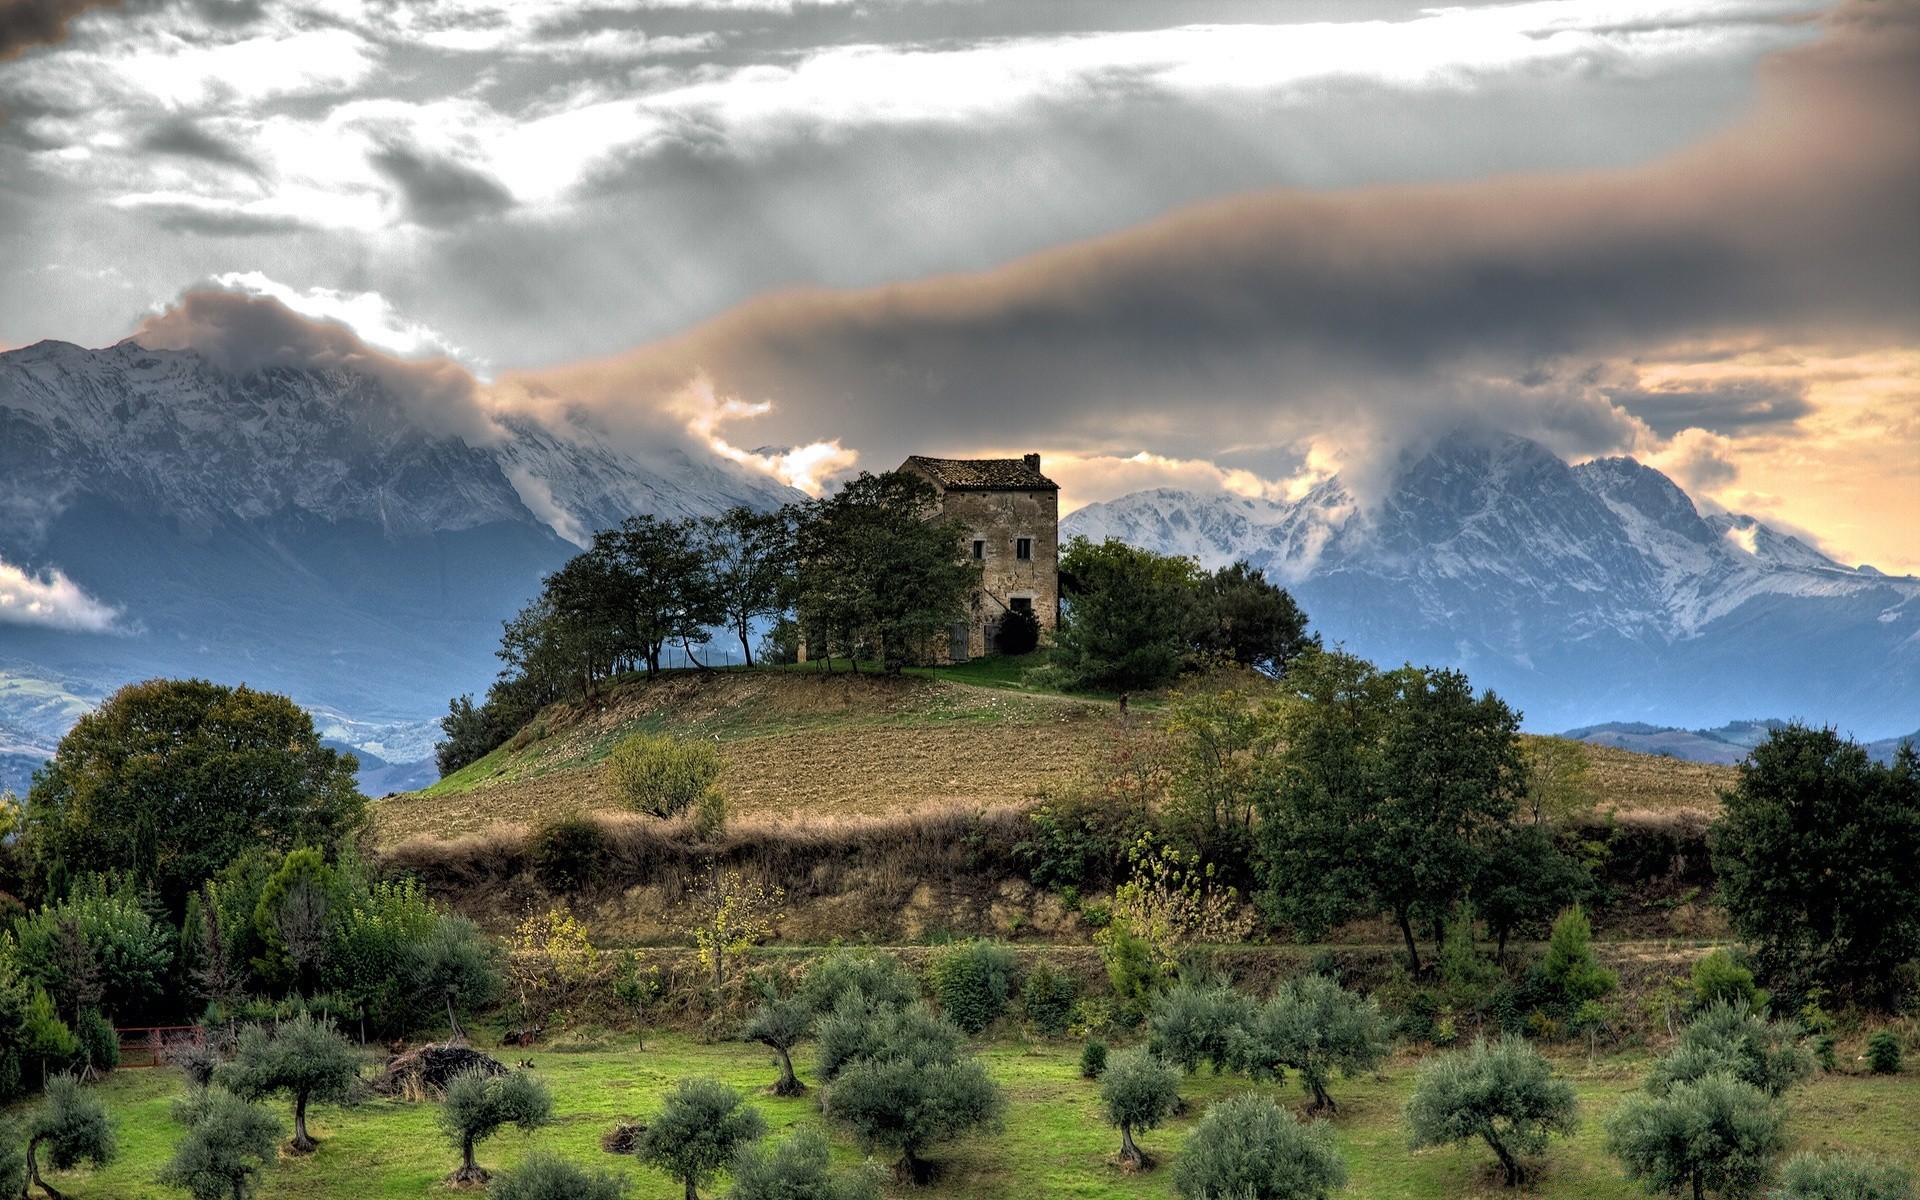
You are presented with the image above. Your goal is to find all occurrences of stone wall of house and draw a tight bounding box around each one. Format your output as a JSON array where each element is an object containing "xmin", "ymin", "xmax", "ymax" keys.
[{"xmin": 936, "ymin": 486, "xmax": 1059, "ymax": 658}]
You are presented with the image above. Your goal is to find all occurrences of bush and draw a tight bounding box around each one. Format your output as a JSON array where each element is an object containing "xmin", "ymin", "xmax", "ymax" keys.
[
  {"xmin": 1235, "ymin": 975, "xmax": 1390, "ymax": 1113},
  {"xmin": 637, "ymin": 1078, "xmax": 764, "ymax": 1199},
  {"xmin": 0, "ymin": 1117, "xmax": 22, "ymax": 1199},
  {"xmin": 928, "ymin": 941, "xmax": 1015, "ymax": 1035},
  {"xmin": 1865, "ymin": 1031, "xmax": 1901, "ymax": 1074},
  {"xmin": 729, "ymin": 1127, "xmax": 880, "ymax": 1200},
  {"xmin": 1648, "ymin": 1002, "xmax": 1812, "ymax": 1099},
  {"xmin": 1146, "ymin": 981, "xmax": 1249, "ymax": 1075},
  {"xmin": 216, "ymin": 1015, "xmax": 358, "ymax": 1153},
  {"xmin": 1771, "ymin": 1152, "xmax": 1914, "ymax": 1200},
  {"xmin": 1081, "ymin": 1040, "xmax": 1109, "ymax": 1079},
  {"xmin": 488, "ymin": 1152, "xmax": 627, "ymax": 1200},
  {"xmin": 796, "ymin": 951, "xmax": 919, "ymax": 1016},
  {"xmin": 1099, "ymin": 1048, "xmax": 1180, "ymax": 1169},
  {"xmin": 1020, "ymin": 962, "xmax": 1079, "ymax": 1038},
  {"xmin": 158, "ymin": 1088, "xmax": 281, "ymax": 1200},
  {"xmin": 606, "ymin": 733, "xmax": 723, "ymax": 819},
  {"xmin": 73, "ymin": 1009, "xmax": 118, "ymax": 1075},
  {"xmin": 1606, "ymin": 1073, "xmax": 1784, "ymax": 1200},
  {"xmin": 996, "ymin": 607, "xmax": 1041, "ymax": 655},
  {"xmin": 1692, "ymin": 950, "xmax": 1768, "ymax": 1015},
  {"xmin": 1406, "ymin": 1036, "xmax": 1579, "ymax": 1186},
  {"xmin": 1541, "ymin": 905, "xmax": 1617, "ymax": 1010},
  {"xmin": 527, "ymin": 815, "xmax": 609, "ymax": 892},
  {"xmin": 1172, "ymin": 1094, "xmax": 1346, "ymax": 1200},
  {"xmin": 441, "ymin": 1068, "xmax": 553, "ymax": 1185}
]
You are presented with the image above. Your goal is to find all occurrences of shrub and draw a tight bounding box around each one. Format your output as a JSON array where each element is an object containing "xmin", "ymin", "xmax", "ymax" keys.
[
  {"xmin": 1648, "ymin": 1002, "xmax": 1812, "ymax": 1098},
  {"xmin": 158, "ymin": 1088, "xmax": 281, "ymax": 1200},
  {"xmin": 487, "ymin": 1152, "xmax": 626, "ymax": 1200},
  {"xmin": 1770, "ymin": 1152, "xmax": 1914, "ymax": 1200},
  {"xmin": 815, "ymin": 999, "xmax": 964, "ymax": 1084},
  {"xmin": 740, "ymin": 996, "xmax": 812, "ymax": 1096},
  {"xmin": 1020, "ymin": 962, "xmax": 1079, "ymax": 1038},
  {"xmin": 215, "ymin": 1015, "xmax": 358, "ymax": 1153},
  {"xmin": 928, "ymin": 941, "xmax": 1016, "ymax": 1035},
  {"xmin": 1865, "ymin": 1031, "xmax": 1901, "ymax": 1075},
  {"xmin": 797, "ymin": 951, "xmax": 918, "ymax": 1016},
  {"xmin": 637, "ymin": 1078, "xmax": 765, "ymax": 1200},
  {"xmin": 605, "ymin": 733, "xmax": 723, "ymax": 819},
  {"xmin": 1406, "ymin": 1036, "xmax": 1579, "ymax": 1186},
  {"xmin": 1146, "ymin": 981, "xmax": 1249, "ymax": 1075},
  {"xmin": 1606, "ymin": 1073, "xmax": 1784, "ymax": 1199},
  {"xmin": 1099, "ymin": 1048, "xmax": 1179, "ymax": 1169},
  {"xmin": 996, "ymin": 607, "xmax": 1041, "ymax": 655},
  {"xmin": 166, "ymin": 1040, "xmax": 223, "ymax": 1089},
  {"xmin": 441, "ymin": 1069, "xmax": 553, "ymax": 1185},
  {"xmin": 1172, "ymin": 1094, "xmax": 1346, "ymax": 1200},
  {"xmin": 528, "ymin": 815, "xmax": 609, "ymax": 892},
  {"xmin": 729, "ymin": 1127, "xmax": 880, "ymax": 1200},
  {"xmin": 0, "ymin": 1117, "xmax": 22, "ymax": 1198},
  {"xmin": 1081, "ymin": 1040, "xmax": 1109, "ymax": 1079},
  {"xmin": 1096, "ymin": 921, "xmax": 1160, "ymax": 1023},
  {"xmin": 1235, "ymin": 975, "xmax": 1390, "ymax": 1113},
  {"xmin": 1542, "ymin": 905, "xmax": 1617, "ymax": 1010},
  {"xmin": 23, "ymin": 1075, "xmax": 116, "ymax": 1198},
  {"xmin": 1692, "ymin": 950, "xmax": 1768, "ymax": 1015},
  {"xmin": 73, "ymin": 1009, "xmax": 118, "ymax": 1075}
]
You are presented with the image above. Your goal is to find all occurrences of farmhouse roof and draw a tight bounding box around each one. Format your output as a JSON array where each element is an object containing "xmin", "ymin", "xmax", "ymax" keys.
[{"xmin": 901, "ymin": 454, "xmax": 1059, "ymax": 491}]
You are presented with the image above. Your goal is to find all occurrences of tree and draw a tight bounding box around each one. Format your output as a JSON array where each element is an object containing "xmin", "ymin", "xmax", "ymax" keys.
[
  {"xmin": 489, "ymin": 1153, "xmax": 628, "ymax": 1200},
  {"xmin": 1540, "ymin": 905, "xmax": 1617, "ymax": 1011},
  {"xmin": 23, "ymin": 1075, "xmax": 116, "ymax": 1200},
  {"xmin": 1235, "ymin": 975, "xmax": 1390, "ymax": 1113},
  {"xmin": 796, "ymin": 471, "xmax": 976, "ymax": 673},
  {"xmin": 603, "ymin": 514, "xmax": 721, "ymax": 674},
  {"xmin": 1099, "ymin": 1048, "xmax": 1179, "ymax": 1170},
  {"xmin": 795, "ymin": 950, "xmax": 919, "ymax": 1016},
  {"xmin": 1606, "ymin": 1073, "xmax": 1785, "ymax": 1200},
  {"xmin": 0, "ymin": 1117, "xmax": 23, "ymax": 1199},
  {"xmin": 927, "ymin": 941, "xmax": 1015, "ymax": 1035},
  {"xmin": 1163, "ymin": 689, "xmax": 1271, "ymax": 869},
  {"xmin": 252, "ymin": 847, "xmax": 336, "ymax": 996},
  {"xmin": 1406, "ymin": 1036, "xmax": 1579, "ymax": 1186},
  {"xmin": 1770, "ymin": 1152, "xmax": 1914, "ymax": 1200},
  {"xmin": 1194, "ymin": 561, "xmax": 1316, "ymax": 676},
  {"xmin": 1711, "ymin": 727, "xmax": 1920, "ymax": 1004},
  {"xmin": 607, "ymin": 733, "xmax": 724, "ymax": 819},
  {"xmin": 216, "ymin": 1015, "xmax": 359, "ymax": 1153},
  {"xmin": 1052, "ymin": 537, "xmax": 1201, "ymax": 692},
  {"xmin": 157, "ymin": 1088, "xmax": 281, "ymax": 1200},
  {"xmin": 14, "ymin": 878, "xmax": 173, "ymax": 1022},
  {"xmin": 728, "ymin": 1127, "xmax": 880, "ymax": 1200},
  {"xmin": 1476, "ymin": 823, "xmax": 1593, "ymax": 963},
  {"xmin": 686, "ymin": 869, "xmax": 784, "ymax": 990},
  {"xmin": 1171, "ymin": 1094, "xmax": 1346, "ymax": 1200},
  {"xmin": 22, "ymin": 679, "xmax": 365, "ymax": 910},
  {"xmin": 1146, "ymin": 981, "xmax": 1250, "ymax": 1075},
  {"xmin": 815, "ymin": 1000, "xmax": 965, "ymax": 1084},
  {"xmin": 1646, "ymin": 1003, "xmax": 1811, "ymax": 1099},
  {"xmin": 824, "ymin": 1056, "xmax": 1002, "ymax": 1185},
  {"xmin": 702, "ymin": 507, "xmax": 797, "ymax": 667},
  {"xmin": 740, "ymin": 995, "xmax": 812, "ymax": 1096},
  {"xmin": 638, "ymin": 1077, "xmax": 766, "ymax": 1200},
  {"xmin": 439, "ymin": 1068, "xmax": 552, "ymax": 1185}
]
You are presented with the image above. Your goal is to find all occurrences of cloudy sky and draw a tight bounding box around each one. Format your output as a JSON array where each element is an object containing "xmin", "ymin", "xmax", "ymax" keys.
[{"xmin": 3, "ymin": 0, "xmax": 1916, "ymax": 571}]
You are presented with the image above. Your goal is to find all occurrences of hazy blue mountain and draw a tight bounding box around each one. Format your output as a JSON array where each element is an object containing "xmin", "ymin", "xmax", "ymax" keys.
[
  {"xmin": 0, "ymin": 338, "xmax": 796, "ymax": 784},
  {"xmin": 1064, "ymin": 431, "xmax": 1920, "ymax": 738}
]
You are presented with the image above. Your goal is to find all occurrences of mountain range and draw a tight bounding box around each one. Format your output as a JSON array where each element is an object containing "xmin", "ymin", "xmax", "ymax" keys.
[
  {"xmin": 1063, "ymin": 432, "xmax": 1920, "ymax": 738},
  {"xmin": 0, "ymin": 338, "xmax": 795, "ymax": 791}
]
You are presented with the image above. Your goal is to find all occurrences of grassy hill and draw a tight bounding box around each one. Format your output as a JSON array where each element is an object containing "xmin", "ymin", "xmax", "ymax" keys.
[{"xmin": 375, "ymin": 663, "xmax": 1734, "ymax": 848}]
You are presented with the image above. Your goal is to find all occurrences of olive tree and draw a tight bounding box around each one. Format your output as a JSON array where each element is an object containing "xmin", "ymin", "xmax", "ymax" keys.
[
  {"xmin": 489, "ymin": 1153, "xmax": 628, "ymax": 1200},
  {"xmin": 1647, "ymin": 1003, "xmax": 1811, "ymax": 1100},
  {"xmin": 1406, "ymin": 1036, "xmax": 1578, "ymax": 1187},
  {"xmin": 1146, "ymin": 981, "xmax": 1250, "ymax": 1075},
  {"xmin": 1172, "ymin": 1095, "xmax": 1346, "ymax": 1200},
  {"xmin": 796, "ymin": 950, "xmax": 919, "ymax": 1016},
  {"xmin": 1235, "ymin": 975, "xmax": 1390, "ymax": 1114},
  {"xmin": 1605, "ymin": 1073, "xmax": 1785, "ymax": 1200},
  {"xmin": 740, "ymin": 995, "xmax": 812, "ymax": 1097},
  {"xmin": 23, "ymin": 1075, "xmax": 116, "ymax": 1200},
  {"xmin": 215, "ymin": 1015, "xmax": 358, "ymax": 1153},
  {"xmin": 157, "ymin": 1089, "xmax": 281, "ymax": 1200},
  {"xmin": 440, "ymin": 1068, "xmax": 552, "ymax": 1185},
  {"xmin": 637, "ymin": 1078, "xmax": 766, "ymax": 1200},
  {"xmin": 824, "ymin": 1056, "xmax": 1002, "ymax": 1185},
  {"xmin": 1098, "ymin": 1048, "xmax": 1180, "ymax": 1170},
  {"xmin": 1770, "ymin": 1152, "xmax": 1914, "ymax": 1200},
  {"xmin": 729, "ymin": 1127, "xmax": 881, "ymax": 1200}
]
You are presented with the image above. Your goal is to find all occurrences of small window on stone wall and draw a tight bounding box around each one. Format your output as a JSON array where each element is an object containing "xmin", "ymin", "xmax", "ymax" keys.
[
  {"xmin": 972, "ymin": 539, "xmax": 985, "ymax": 560},
  {"xmin": 1016, "ymin": 537, "xmax": 1032, "ymax": 561}
]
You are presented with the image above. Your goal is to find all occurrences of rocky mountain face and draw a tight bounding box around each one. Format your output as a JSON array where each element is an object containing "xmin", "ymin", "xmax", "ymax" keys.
[
  {"xmin": 0, "ymin": 339, "xmax": 795, "ymax": 786},
  {"xmin": 1064, "ymin": 432, "xmax": 1920, "ymax": 737}
]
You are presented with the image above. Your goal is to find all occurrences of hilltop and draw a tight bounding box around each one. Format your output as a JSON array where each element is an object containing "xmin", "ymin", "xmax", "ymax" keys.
[{"xmin": 373, "ymin": 664, "xmax": 1734, "ymax": 848}]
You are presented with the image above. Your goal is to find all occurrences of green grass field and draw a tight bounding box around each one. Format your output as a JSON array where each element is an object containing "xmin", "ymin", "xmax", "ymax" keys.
[{"xmin": 34, "ymin": 1032, "xmax": 1916, "ymax": 1199}]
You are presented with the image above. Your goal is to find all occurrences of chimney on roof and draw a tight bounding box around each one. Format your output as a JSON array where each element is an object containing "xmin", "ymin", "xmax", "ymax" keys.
[{"xmin": 1024, "ymin": 453, "xmax": 1041, "ymax": 471}]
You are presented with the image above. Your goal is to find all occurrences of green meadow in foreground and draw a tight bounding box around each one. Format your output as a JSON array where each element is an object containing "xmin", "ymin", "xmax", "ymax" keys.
[{"xmin": 21, "ymin": 1034, "xmax": 1917, "ymax": 1200}]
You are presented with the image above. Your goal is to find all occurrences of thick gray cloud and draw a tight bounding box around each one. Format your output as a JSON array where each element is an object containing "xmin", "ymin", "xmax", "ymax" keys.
[
  {"xmin": 0, "ymin": 0, "xmax": 117, "ymax": 62},
  {"xmin": 1608, "ymin": 381, "xmax": 1814, "ymax": 439},
  {"xmin": 368, "ymin": 142, "xmax": 515, "ymax": 228}
]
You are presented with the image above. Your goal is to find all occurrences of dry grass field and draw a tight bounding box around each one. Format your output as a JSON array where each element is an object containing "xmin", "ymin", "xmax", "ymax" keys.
[{"xmin": 374, "ymin": 667, "xmax": 1736, "ymax": 848}]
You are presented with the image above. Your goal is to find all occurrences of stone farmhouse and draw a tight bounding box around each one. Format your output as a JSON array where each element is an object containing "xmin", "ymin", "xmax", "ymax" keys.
[{"xmin": 899, "ymin": 453, "xmax": 1060, "ymax": 661}]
